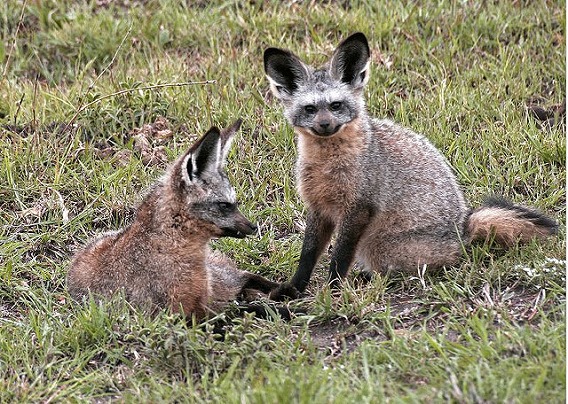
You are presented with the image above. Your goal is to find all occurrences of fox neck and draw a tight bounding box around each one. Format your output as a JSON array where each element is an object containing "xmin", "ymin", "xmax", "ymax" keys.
[
  {"xmin": 133, "ymin": 186, "xmax": 213, "ymax": 251},
  {"xmin": 295, "ymin": 118, "xmax": 368, "ymax": 220},
  {"xmin": 295, "ymin": 116, "xmax": 367, "ymax": 150}
]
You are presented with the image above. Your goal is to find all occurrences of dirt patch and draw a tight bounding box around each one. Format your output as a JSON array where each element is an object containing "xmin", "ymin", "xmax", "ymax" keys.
[
  {"xmin": 298, "ymin": 283, "xmax": 563, "ymax": 359},
  {"xmin": 92, "ymin": 116, "xmax": 189, "ymax": 167},
  {"xmin": 1, "ymin": 121, "xmax": 80, "ymax": 138},
  {"xmin": 526, "ymin": 99, "xmax": 566, "ymax": 130},
  {"xmin": 309, "ymin": 316, "xmax": 387, "ymax": 358},
  {"xmin": 1, "ymin": 117, "xmax": 187, "ymax": 167}
]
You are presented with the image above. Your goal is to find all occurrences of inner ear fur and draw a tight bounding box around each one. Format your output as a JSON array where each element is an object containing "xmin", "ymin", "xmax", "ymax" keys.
[
  {"xmin": 264, "ymin": 48, "xmax": 309, "ymax": 97},
  {"xmin": 219, "ymin": 118, "xmax": 242, "ymax": 162},
  {"xmin": 329, "ymin": 32, "xmax": 371, "ymax": 88},
  {"xmin": 186, "ymin": 127, "xmax": 221, "ymax": 181}
]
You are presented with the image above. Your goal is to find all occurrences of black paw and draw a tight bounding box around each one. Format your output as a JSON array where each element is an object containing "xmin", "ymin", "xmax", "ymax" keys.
[{"xmin": 268, "ymin": 282, "xmax": 300, "ymax": 302}]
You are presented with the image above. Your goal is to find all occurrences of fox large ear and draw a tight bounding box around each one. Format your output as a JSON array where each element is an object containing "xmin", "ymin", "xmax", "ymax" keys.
[
  {"xmin": 185, "ymin": 127, "xmax": 222, "ymax": 182},
  {"xmin": 329, "ymin": 32, "xmax": 370, "ymax": 89},
  {"xmin": 219, "ymin": 118, "xmax": 242, "ymax": 163},
  {"xmin": 264, "ymin": 48, "xmax": 310, "ymax": 100}
]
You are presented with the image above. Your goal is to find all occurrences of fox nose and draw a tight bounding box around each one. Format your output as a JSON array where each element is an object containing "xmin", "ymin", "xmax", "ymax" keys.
[
  {"xmin": 238, "ymin": 220, "xmax": 257, "ymax": 235},
  {"xmin": 220, "ymin": 210, "xmax": 258, "ymax": 238},
  {"xmin": 314, "ymin": 121, "xmax": 340, "ymax": 136},
  {"xmin": 313, "ymin": 111, "xmax": 339, "ymax": 135}
]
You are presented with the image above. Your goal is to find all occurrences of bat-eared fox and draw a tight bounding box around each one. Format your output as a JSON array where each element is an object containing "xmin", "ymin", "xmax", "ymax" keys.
[
  {"xmin": 68, "ymin": 120, "xmax": 287, "ymax": 319},
  {"xmin": 263, "ymin": 32, "xmax": 558, "ymax": 299}
]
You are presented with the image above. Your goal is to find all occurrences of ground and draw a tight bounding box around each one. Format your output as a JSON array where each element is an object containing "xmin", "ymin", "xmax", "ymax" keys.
[{"xmin": 0, "ymin": 0, "xmax": 565, "ymax": 402}]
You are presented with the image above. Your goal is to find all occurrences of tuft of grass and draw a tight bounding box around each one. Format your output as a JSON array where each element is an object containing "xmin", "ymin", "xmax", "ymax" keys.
[{"xmin": 1, "ymin": 0, "xmax": 565, "ymax": 402}]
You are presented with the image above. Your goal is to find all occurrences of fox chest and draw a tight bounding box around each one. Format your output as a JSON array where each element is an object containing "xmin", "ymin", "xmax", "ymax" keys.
[
  {"xmin": 297, "ymin": 159, "xmax": 359, "ymax": 220},
  {"xmin": 295, "ymin": 126, "xmax": 366, "ymax": 220}
]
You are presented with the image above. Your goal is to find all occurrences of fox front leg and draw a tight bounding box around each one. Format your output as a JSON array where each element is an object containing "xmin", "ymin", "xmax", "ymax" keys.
[
  {"xmin": 292, "ymin": 209, "xmax": 335, "ymax": 292},
  {"xmin": 328, "ymin": 205, "xmax": 372, "ymax": 288},
  {"xmin": 269, "ymin": 209, "xmax": 334, "ymax": 301},
  {"xmin": 241, "ymin": 273, "xmax": 280, "ymax": 294}
]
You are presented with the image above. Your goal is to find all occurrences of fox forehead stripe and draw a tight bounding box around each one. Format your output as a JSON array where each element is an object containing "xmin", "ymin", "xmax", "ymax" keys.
[
  {"xmin": 292, "ymin": 87, "xmax": 351, "ymax": 106},
  {"xmin": 225, "ymin": 187, "xmax": 237, "ymax": 203}
]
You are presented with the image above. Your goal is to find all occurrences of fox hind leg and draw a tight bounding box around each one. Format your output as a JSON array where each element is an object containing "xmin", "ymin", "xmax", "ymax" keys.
[
  {"xmin": 240, "ymin": 273, "xmax": 280, "ymax": 294},
  {"xmin": 358, "ymin": 229, "xmax": 463, "ymax": 275}
]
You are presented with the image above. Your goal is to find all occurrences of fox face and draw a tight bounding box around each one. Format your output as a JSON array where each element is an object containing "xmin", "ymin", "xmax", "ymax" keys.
[
  {"xmin": 167, "ymin": 119, "xmax": 256, "ymax": 239},
  {"xmin": 264, "ymin": 33, "xmax": 370, "ymax": 137}
]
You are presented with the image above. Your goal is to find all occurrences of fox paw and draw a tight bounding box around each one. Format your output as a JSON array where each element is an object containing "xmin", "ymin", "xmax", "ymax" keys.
[{"xmin": 269, "ymin": 282, "xmax": 299, "ymax": 302}]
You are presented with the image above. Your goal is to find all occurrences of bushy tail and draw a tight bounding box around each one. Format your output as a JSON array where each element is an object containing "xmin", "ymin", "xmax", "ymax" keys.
[{"xmin": 466, "ymin": 197, "xmax": 558, "ymax": 247}]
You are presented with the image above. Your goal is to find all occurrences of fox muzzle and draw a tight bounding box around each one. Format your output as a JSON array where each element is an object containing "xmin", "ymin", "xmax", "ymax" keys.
[{"xmin": 220, "ymin": 211, "xmax": 257, "ymax": 239}]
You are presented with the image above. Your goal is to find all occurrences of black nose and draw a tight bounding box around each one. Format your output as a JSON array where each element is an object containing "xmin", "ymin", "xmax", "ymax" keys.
[
  {"xmin": 221, "ymin": 219, "xmax": 258, "ymax": 239},
  {"xmin": 240, "ymin": 221, "xmax": 257, "ymax": 236}
]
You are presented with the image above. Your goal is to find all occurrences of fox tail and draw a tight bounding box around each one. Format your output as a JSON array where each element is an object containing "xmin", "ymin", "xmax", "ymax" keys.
[{"xmin": 466, "ymin": 196, "xmax": 558, "ymax": 247}]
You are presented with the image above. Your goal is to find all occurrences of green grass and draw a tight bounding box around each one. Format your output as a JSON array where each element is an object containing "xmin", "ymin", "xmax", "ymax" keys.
[{"xmin": 1, "ymin": 0, "xmax": 565, "ymax": 402}]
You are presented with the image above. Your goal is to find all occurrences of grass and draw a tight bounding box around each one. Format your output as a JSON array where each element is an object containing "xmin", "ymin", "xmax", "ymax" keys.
[{"xmin": 0, "ymin": 0, "xmax": 565, "ymax": 402}]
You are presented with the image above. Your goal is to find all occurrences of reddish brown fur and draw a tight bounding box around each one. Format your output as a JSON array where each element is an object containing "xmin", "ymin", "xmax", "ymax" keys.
[
  {"xmin": 68, "ymin": 195, "xmax": 214, "ymax": 317},
  {"xmin": 357, "ymin": 212, "xmax": 463, "ymax": 273},
  {"xmin": 68, "ymin": 123, "xmax": 279, "ymax": 319},
  {"xmin": 296, "ymin": 119, "xmax": 365, "ymax": 221}
]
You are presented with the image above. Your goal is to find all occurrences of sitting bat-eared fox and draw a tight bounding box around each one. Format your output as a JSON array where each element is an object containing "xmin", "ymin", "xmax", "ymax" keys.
[{"xmin": 263, "ymin": 32, "xmax": 558, "ymax": 300}]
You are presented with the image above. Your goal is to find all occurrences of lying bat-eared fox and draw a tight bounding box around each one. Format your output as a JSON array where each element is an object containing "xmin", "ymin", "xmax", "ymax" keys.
[
  {"xmin": 263, "ymin": 32, "xmax": 558, "ymax": 299},
  {"xmin": 68, "ymin": 120, "xmax": 286, "ymax": 319}
]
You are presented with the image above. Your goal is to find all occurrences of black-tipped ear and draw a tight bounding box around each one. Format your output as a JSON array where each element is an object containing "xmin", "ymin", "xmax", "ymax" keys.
[
  {"xmin": 186, "ymin": 127, "xmax": 221, "ymax": 181},
  {"xmin": 264, "ymin": 48, "xmax": 310, "ymax": 99},
  {"xmin": 329, "ymin": 32, "xmax": 370, "ymax": 89},
  {"xmin": 219, "ymin": 118, "xmax": 242, "ymax": 162}
]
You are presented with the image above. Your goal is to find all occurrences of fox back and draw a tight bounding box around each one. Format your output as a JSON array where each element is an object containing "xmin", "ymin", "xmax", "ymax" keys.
[
  {"xmin": 265, "ymin": 33, "xmax": 467, "ymax": 239},
  {"xmin": 264, "ymin": 33, "xmax": 557, "ymax": 297},
  {"xmin": 67, "ymin": 120, "xmax": 279, "ymax": 319}
]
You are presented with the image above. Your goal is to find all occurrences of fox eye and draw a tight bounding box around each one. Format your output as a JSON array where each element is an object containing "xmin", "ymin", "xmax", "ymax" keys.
[
  {"xmin": 329, "ymin": 101, "xmax": 343, "ymax": 111},
  {"xmin": 217, "ymin": 202, "xmax": 235, "ymax": 211},
  {"xmin": 304, "ymin": 105, "xmax": 317, "ymax": 114}
]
